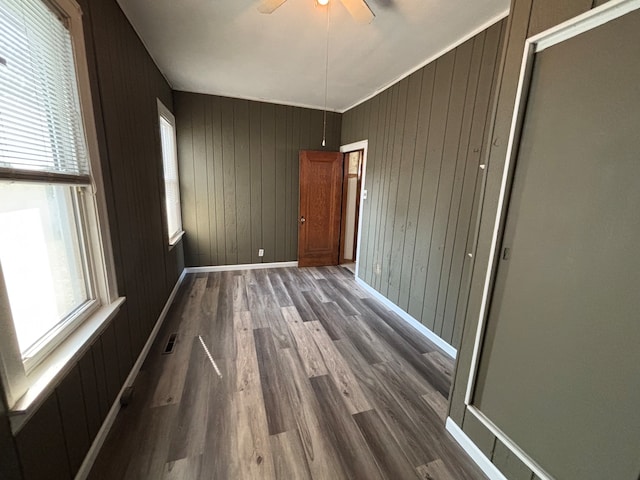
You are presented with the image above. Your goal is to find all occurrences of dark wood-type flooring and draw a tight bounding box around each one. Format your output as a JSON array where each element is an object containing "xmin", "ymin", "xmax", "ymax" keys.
[{"xmin": 89, "ymin": 266, "xmax": 487, "ymax": 479}]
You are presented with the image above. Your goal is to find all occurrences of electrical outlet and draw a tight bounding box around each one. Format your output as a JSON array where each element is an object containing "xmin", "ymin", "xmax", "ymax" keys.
[
  {"xmin": 258, "ymin": 248, "xmax": 264, "ymax": 257},
  {"xmin": 375, "ymin": 263, "xmax": 381, "ymax": 275}
]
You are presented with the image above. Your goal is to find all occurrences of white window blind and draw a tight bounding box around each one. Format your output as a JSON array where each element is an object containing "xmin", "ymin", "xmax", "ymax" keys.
[
  {"xmin": 0, "ymin": 0, "xmax": 90, "ymax": 182},
  {"xmin": 159, "ymin": 113, "xmax": 182, "ymax": 244}
]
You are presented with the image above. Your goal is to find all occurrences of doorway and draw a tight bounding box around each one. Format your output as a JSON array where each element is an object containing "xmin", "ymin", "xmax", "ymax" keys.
[
  {"xmin": 297, "ymin": 140, "xmax": 368, "ymax": 271},
  {"xmin": 338, "ymin": 140, "xmax": 368, "ymax": 276},
  {"xmin": 339, "ymin": 149, "xmax": 363, "ymax": 273}
]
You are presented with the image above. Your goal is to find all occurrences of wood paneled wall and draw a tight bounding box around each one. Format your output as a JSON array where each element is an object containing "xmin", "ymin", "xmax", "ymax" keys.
[
  {"xmin": 341, "ymin": 19, "xmax": 506, "ymax": 350},
  {"xmin": 4, "ymin": 0, "xmax": 184, "ymax": 478},
  {"xmin": 0, "ymin": 385, "xmax": 21, "ymax": 480},
  {"xmin": 449, "ymin": 1, "xmax": 610, "ymax": 479},
  {"xmin": 174, "ymin": 92, "xmax": 342, "ymax": 267}
]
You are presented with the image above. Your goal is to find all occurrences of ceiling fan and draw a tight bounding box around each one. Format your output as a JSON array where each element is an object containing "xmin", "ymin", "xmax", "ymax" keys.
[{"xmin": 258, "ymin": 0, "xmax": 375, "ymax": 24}]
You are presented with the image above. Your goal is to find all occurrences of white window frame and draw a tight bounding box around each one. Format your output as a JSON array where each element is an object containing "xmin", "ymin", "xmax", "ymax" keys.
[
  {"xmin": 0, "ymin": 0, "xmax": 122, "ymax": 431},
  {"xmin": 157, "ymin": 99, "xmax": 184, "ymax": 247}
]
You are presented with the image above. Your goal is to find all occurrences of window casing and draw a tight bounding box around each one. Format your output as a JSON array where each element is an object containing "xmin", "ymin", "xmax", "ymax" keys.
[
  {"xmin": 157, "ymin": 100, "xmax": 183, "ymax": 246},
  {"xmin": 0, "ymin": 0, "xmax": 119, "ymax": 414}
]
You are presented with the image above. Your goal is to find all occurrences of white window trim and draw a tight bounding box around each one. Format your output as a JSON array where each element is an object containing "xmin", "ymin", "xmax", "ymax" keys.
[
  {"xmin": 157, "ymin": 98, "xmax": 184, "ymax": 248},
  {"xmin": 0, "ymin": 0, "xmax": 123, "ymax": 432}
]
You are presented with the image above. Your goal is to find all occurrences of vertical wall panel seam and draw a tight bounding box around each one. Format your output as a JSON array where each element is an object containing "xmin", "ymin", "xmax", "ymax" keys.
[
  {"xmin": 289, "ymin": 106, "xmax": 293, "ymax": 260},
  {"xmin": 77, "ymin": 359, "xmax": 95, "ymax": 441},
  {"xmin": 426, "ymin": 46, "xmax": 472, "ymax": 334},
  {"xmin": 218, "ymin": 98, "xmax": 227, "ymax": 262},
  {"xmin": 233, "ymin": 103, "xmax": 240, "ymax": 263},
  {"xmin": 376, "ymin": 95, "xmax": 389, "ymax": 289},
  {"xmin": 387, "ymin": 81, "xmax": 410, "ymax": 296},
  {"xmin": 436, "ymin": 36, "xmax": 484, "ymax": 339},
  {"xmin": 260, "ymin": 103, "xmax": 265, "ymax": 260},
  {"xmin": 406, "ymin": 64, "xmax": 437, "ymax": 306},
  {"xmin": 204, "ymin": 98, "xmax": 212, "ymax": 264},
  {"xmin": 190, "ymin": 103, "xmax": 196, "ymax": 263},
  {"xmin": 195, "ymin": 101, "xmax": 202, "ymax": 263},
  {"xmin": 206, "ymin": 97, "xmax": 217, "ymax": 264},
  {"xmin": 364, "ymin": 97, "xmax": 378, "ymax": 281},
  {"xmin": 383, "ymin": 85, "xmax": 402, "ymax": 293},
  {"xmin": 53, "ymin": 391, "xmax": 74, "ymax": 478},
  {"xmin": 451, "ymin": 23, "xmax": 503, "ymax": 344},
  {"xmin": 364, "ymin": 96, "xmax": 380, "ymax": 282},
  {"xmin": 452, "ymin": 0, "xmax": 534, "ymax": 421},
  {"xmin": 371, "ymin": 102, "xmax": 384, "ymax": 288},
  {"xmin": 375, "ymin": 96, "xmax": 389, "ymax": 289},
  {"xmin": 248, "ymin": 104, "xmax": 254, "ymax": 262},
  {"xmin": 259, "ymin": 104, "xmax": 264, "ymax": 258},
  {"xmin": 377, "ymin": 90, "xmax": 394, "ymax": 290},
  {"xmin": 417, "ymin": 51, "xmax": 457, "ymax": 321},
  {"xmin": 397, "ymin": 73, "xmax": 424, "ymax": 299},
  {"xmin": 272, "ymin": 107, "xmax": 277, "ymax": 261},
  {"xmin": 381, "ymin": 87, "xmax": 399, "ymax": 291},
  {"xmin": 381, "ymin": 88, "xmax": 400, "ymax": 292}
]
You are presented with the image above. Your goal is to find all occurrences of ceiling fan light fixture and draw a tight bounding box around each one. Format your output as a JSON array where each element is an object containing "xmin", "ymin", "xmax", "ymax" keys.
[{"xmin": 317, "ymin": 0, "xmax": 329, "ymax": 6}]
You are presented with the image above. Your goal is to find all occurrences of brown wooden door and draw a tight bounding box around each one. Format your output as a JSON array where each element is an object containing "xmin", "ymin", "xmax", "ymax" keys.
[{"xmin": 298, "ymin": 150, "xmax": 343, "ymax": 267}]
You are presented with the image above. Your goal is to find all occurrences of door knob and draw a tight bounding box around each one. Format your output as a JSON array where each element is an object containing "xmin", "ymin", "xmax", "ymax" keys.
[{"xmin": 300, "ymin": 216, "xmax": 306, "ymax": 224}]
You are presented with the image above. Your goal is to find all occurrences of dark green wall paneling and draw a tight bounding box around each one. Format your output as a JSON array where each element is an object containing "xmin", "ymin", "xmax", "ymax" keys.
[
  {"xmin": 449, "ymin": 0, "xmax": 537, "ymax": 429},
  {"xmin": 462, "ymin": 411, "xmax": 496, "ymax": 458},
  {"xmin": 15, "ymin": 396, "xmax": 70, "ymax": 480},
  {"xmin": 56, "ymin": 366, "xmax": 91, "ymax": 474},
  {"xmin": 473, "ymin": 9, "xmax": 640, "ymax": 479},
  {"xmin": 341, "ymin": 20, "xmax": 506, "ymax": 350},
  {"xmin": 5, "ymin": 0, "xmax": 184, "ymax": 478},
  {"xmin": 527, "ymin": 0, "xmax": 593, "ymax": 35},
  {"xmin": 0, "ymin": 383, "xmax": 21, "ymax": 480},
  {"xmin": 449, "ymin": 1, "xmax": 621, "ymax": 480},
  {"xmin": 492, "ymin": 440, "xmax": 535, "ymax": 480},
  {"xmin": 175, "ymin": 92, "xmax": 342, "ymax": 267}
]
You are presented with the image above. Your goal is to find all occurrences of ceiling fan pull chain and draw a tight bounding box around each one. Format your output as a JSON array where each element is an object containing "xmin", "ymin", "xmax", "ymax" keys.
[{"xmin": 322, "ymin": 2, "xmax": 330, "ymax": 147}]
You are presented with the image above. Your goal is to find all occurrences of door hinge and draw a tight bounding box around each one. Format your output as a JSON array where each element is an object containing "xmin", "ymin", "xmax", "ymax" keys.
[{"xmin": 502, "ymin": 247, "xmax": 511, "ymax": 260}]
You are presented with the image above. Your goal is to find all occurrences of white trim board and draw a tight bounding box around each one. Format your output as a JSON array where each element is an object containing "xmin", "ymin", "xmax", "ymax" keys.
[
  {"xmin": 445, "ymin": 417, "xmax": 508, "ymax": 480},
  {"xmin": 339, "ymin": 140, "xmax": 368, "ymax": 152},
  {"xmin": 342, "ymin": 9, "xmax": 510, "ymax": 113},
  {"xmin": 173, "ymin": 89, "xmax": 342, "ymax": 115},
  {"xmin": 185, "ymin": 261, "xmax": 298, "ymax": 273},
  {"xmin": 466, "ymin": 406, "xmax": 552, "ymax": 480},
  {"xmin": 354, "ymin": 277, "xmax": 457, "ymax": 358},
  {"xmin": 75, "ymin": 268, "xmax": 187, "ymax": 480}
]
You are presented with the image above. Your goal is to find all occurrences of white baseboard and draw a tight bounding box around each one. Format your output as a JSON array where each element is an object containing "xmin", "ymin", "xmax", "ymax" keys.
[
  {"xmin": 445, "ymin": 417, "xmax": 508, "ymax": 480},
  {"xmin": 185, "ymin": 261, "xmax": 298, "ymax": 273},
  {"xmin": 75, "ymin": 269, "xmax": 187, "ymax": 480},
  {"xmin": 354, "ymin": 277, "xmax": 457, "ymax": 358}
]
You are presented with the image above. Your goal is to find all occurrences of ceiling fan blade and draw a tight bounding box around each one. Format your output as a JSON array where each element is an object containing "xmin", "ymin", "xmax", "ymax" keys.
[
  {"xmin": 339, "ymin": 0, "xmax": 375, "ymax": 24},
  {"xmin": 258, "ymin": 0, "xmax": 288, "ymax": 14}
]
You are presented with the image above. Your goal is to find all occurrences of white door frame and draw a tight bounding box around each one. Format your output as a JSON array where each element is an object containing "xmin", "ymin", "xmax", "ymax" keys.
[{"xmin": 339, "ymin": 140, "xmax": 368, "ymax": 277}]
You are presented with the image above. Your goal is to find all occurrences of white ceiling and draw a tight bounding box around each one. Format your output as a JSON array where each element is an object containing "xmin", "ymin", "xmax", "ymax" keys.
[{"xmin": 116, "ymin": 0, "xmax": 509, "ymax": 112}]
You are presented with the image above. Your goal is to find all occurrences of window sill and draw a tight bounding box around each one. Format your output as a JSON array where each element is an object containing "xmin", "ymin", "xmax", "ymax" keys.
[
  {"xmin": 8, "ymin": 296, "xmax": 126, "ymax": 433},
  {"xmin": 168, "ymin": 230, "xmax": 185, "ymax": 250}
]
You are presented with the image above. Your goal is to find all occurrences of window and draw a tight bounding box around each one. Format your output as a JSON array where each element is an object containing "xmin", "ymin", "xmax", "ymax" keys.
[
  {"xmin": 157, "ymin": 100, "xmax": 183, "ymax": 246},
  {"xmin": 0, "ymin": 0, "xmax": 119, "ymax": 411}
]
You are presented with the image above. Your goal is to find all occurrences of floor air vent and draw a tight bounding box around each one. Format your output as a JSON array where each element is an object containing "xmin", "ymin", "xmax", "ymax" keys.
[{"xmin": 163, "ymin": 333, "xmax": 178, "ymax": 354}]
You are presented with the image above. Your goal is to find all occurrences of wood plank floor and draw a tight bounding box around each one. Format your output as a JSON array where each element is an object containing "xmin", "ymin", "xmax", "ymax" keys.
[{"xmin": 89, "ymin": 266, "xmax": 487, "ymax": 480}]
